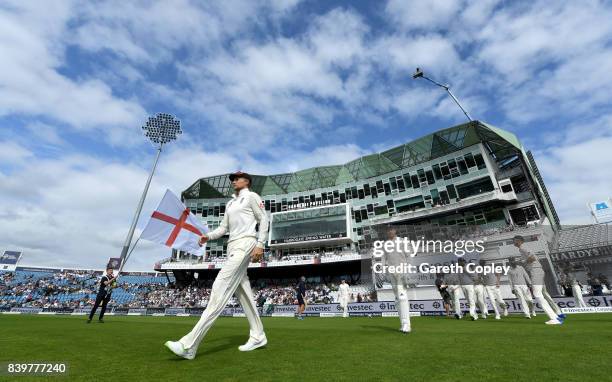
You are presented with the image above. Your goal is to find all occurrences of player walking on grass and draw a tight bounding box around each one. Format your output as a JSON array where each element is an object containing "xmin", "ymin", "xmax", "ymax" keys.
[
  {"xmin": 562, "ymin": 265, "xmax": 587, "ymax": 308},
  {"xmin": 384, "ymin": 227, "xmax": 411, "ymax": 333},
  {"xmin": 473, "ymin": 263, "xmax": 489, "ymax": 319},
  {"xmin": 87, "ymin": 266, "xmax": 117, "ymax": 323},
  {"xmin": 457, "ymin": 258, "xmax": 478, "ymax": 321},
  {"xmin": 513, "ymin": 235, "xmax": 565, "ymax": 325},
  {"xmin": 507, "ymin": 257, "xmax": 536, "ymax": 318},
  {"xmin": 338, "ymin": 279, "xmax": 350, "ymax": 318},
  {"xmin": 296, "ymin": 276, "xmax": 306, "ymax": 319},
  {"xmin": 165, "ymin": 171, "xmax": 269, "ymax": 360},
  {"xmin": 481, "ymin": 260, "xmax": 508, "ymax": 320}
]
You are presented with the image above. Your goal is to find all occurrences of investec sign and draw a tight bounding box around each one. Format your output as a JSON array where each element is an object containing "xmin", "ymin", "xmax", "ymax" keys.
[
  {"xmin": 259, "ymin": 296, "xmax": 612, "ymax": 316},
  {"xmin": 550, "ymin": 245, "xmax": 612, "ymax": 262}
]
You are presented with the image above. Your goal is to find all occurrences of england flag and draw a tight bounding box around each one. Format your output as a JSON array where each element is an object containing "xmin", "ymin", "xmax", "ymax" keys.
[{"xmin": 141, "ymin": 189, "xmax": 209, "ymax": 256}]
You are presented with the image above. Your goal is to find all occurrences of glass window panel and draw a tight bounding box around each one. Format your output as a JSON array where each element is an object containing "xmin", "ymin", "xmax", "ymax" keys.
[
  {"xmin": 426, "ymin": 170, "xmax": 435, "ymax": 184},
  {"xmin": 457, "ymin": 158, "xmax": 469, "ymax": 175},
  {"xmin": 464, "ymin": 153, "xmax": 476, "ymax": 168},
  {"xmin": 389, "ymin": 177, "xmax": 398, "ymax": 190},
  {"xmin": 403, "ymin": 173, "xmax": 412, "ymax": 188},
  {"xmin": 397, "ymin": 178, "xmax": 405, "ymax": 192},
  {"xmin": 474, "ymin": 153, "xmax": 487, "ymax": 169},
  {"xmin": 417, "ymin": 169, "xmax": 426, "ymax": 183},
  {"xmin": 446, "ymin": 185, "xmax": 457, "ymax": 199},
  {"xmin": 411, "ymin": 174, "xmax": 420, "ymax": 189},
  {"xmin": 433, "ymin": 164, "xmax": 443, "ymax": 180}
]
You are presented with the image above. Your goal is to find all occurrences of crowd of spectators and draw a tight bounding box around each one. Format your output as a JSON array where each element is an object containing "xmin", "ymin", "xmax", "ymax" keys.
[{"xmin": 0, "ymin": 270, "xmax": 374, "ymax": 310}]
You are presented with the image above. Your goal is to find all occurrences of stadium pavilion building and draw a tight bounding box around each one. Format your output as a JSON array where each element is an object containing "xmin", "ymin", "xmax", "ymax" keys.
[{"xmin": 156, "ymin": 120, "xmax": 568, "ymax": 294}]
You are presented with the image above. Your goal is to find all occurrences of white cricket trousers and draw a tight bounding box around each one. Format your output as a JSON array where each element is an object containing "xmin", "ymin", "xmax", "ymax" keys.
[
  {"xmin": 461, "ymin": 285, "xmax": 478, "ymax": 319},
  {"xmin": 572, "ymin": 284, "xmax": 587, "ymax": 308},
  {"xmin": 390, "ymin": 274, "xmax": 410, "ymax": 328},
  {"xmin": 339, "ymin": 296, "xmax": 349, "ymax": 317},
  {"xmin": 340, "ymin": 300, "xmax": 349, "ymax": 317},
  {"xmin": 514, "ymin": 285, "xmax": 535, "ymax": 317},
  {"xmin": 179, "ymin": 237, "xmax": 265, "ymax": 351},
  {"xmin": 542, "ymin": 285, "xmax": 562, "ymax": 315},
  {"xmin": 449, "ymin": 285, "xmax": 462, "ymax": 317},
  {"xmin": 485, "ymin": 285, "xmax": 506, "ymax": 317},
  {"xmin": 473, "ymin": 285, "xmax": 488, "ymax": 317},
  {"xmin": 532, "ymin": 284, "xmax": 559, "ymax": 320}
]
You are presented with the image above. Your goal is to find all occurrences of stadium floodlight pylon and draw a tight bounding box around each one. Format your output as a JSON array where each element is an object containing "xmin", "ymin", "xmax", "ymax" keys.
[
  {"xmin": 412, "ymin": 67, "xmax": 473, "ymax": 122},
  {"xmin": 117, "ymin": 113, "xmax": 182, "ymax": 273}
]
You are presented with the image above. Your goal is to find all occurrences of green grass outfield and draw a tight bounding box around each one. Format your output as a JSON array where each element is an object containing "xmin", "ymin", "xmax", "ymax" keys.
[{"xmin": 1, "ymin": 314, "xmax": 611, "ymax": 382}]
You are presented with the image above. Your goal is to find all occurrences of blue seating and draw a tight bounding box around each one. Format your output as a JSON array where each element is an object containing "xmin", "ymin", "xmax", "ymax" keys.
[{"xmin": 0, "ymin": 269, "xmax": 175, "ymax": 307}]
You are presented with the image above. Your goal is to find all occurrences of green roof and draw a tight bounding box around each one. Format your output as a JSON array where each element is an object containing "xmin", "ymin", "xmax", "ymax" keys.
[{"xmin": 183, "ymin": 120, "xmax": 523, "ymax": 198}]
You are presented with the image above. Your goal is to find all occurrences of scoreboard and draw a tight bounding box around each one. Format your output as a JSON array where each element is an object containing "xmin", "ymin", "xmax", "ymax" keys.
[{"xmin": 268, "ymin": 203, "xmax": 352, "ymax": 247}]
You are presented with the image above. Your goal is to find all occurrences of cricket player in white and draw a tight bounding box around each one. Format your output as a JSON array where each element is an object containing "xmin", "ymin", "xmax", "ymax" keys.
[
  {"xmin": 384, "ymin": 228, "xmax": 412, "ymax": 333},
  {"xmin": 458, "ymin": 258, "xmax": 479, "ymax": 321},
  {"xmin": 563, "ymin": 266, "xmax": 587, "ymax": 308},
  {"xmin": 473, "ymin": 261, "xmax": 489, "ymax": 319},
  {"xmin": 165, "ymin": 171, "xmax": 269, "ymax": 359},
  {"xmin": 513, "ymin": 235, "xmax": 563, "ymax": 325},
  {"xmin": 338, "ymin": 279, "xmax": 350, "ymax": 318},
  {"xmin": 481, "ymin": 260, "xmax": 508, "ymax": 320},
  {"xmin": 507, "ymin": 257, "xmax": 536, "ymax": 318}
]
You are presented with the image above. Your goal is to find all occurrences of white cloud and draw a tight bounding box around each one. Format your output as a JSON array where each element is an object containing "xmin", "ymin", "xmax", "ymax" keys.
[
  {"xmin": 0, "ymin": 1, "xmax": 146, "ymax": 145},
  {"xmin": 0, "ymin": 141, "xmax": 34, "ymax": 166},
  {"xmin": 385, "ymin": 0, "xmax": 464, "ymax": 30},
  {"xmin": 375, "ymin": 34, "xmax": 461, "ymax": 75},
  {"xmin": 23, "ymin": 122, "xmax": 65, "ymax": 146},
  {"xmin": 535, "ymin": 136, "xmax": 612, "ymax": 224}
]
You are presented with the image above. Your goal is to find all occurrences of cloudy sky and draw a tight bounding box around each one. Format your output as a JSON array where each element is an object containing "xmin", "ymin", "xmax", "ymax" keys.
[{"xmin": 1, "ymin": 0, "xmax": 611, "ymax": 271}]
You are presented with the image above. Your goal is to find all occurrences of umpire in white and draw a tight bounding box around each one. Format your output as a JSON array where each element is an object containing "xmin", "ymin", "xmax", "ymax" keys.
[{"xmin": 165, "ymin": 171, "xmax": 269, "ymax": 359}]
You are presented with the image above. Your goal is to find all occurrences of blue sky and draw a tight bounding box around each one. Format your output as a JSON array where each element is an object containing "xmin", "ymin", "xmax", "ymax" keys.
[{"xmin": 1, "ymin": 0, "xmax": 611, "ymax": 271}]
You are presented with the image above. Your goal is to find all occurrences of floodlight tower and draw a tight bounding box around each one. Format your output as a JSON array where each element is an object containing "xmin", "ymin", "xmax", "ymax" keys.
[
  {"xmin": 118, "ymin": 113, "xmax": 182, "ymax": 270},
  {"xmin": 412, "ymin": 67, "xmax": 473, "ymax": 122}
]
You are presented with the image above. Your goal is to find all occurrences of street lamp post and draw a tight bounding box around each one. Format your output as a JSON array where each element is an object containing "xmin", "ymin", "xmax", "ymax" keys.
[
  {"xmin": 412, "ymin": 67, "xmax": 473, "ymax": 122},
  {"xmin": 117, "ymin": 113, "xmax": 182, "ymax": 272}
]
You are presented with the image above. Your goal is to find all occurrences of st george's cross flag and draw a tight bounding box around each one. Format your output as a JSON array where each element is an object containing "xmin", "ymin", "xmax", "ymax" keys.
[{"xmin": 141, "ymin": 189, "xmax": 209, "ymax": 256}]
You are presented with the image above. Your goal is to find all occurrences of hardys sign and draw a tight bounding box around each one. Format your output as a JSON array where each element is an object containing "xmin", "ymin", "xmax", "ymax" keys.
[{"xmin": 550, "ymin": 245, "xmax": 612, "ymax": 263}]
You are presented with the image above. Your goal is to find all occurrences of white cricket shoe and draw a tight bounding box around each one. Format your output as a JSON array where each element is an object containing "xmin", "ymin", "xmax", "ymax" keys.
[
  {"xmin": 238, "ymin": 336, "xmax": 267, "ymax": 352},
  {"xmin": 545, "ymin": 319, "xmax": 562, "ymax": 325},
  {"xmin": 164, "ymin": 341, "xmax": 196, "ymax": 360},
  {"xmin": 502, "ymin": 307, "xmax": 508, "ymax": 317},
  {"xmin": 400, "ymin": 323, "xmax": 411, "ymax": 334},
  {"xmin": 495, "ymin": 315, "xmax": 501, "ymax": 320},
  {"xmin": 531, "ymin": 312, "xmax": 537, "ymax": 317}
]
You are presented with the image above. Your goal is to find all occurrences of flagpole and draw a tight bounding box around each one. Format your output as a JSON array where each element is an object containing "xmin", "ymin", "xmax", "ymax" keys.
[
  {"xmin": 117, "ymin": 144, "xmax": 163, "ymax": 274},
  {"xmin": 115, "ymin": 113, "xmax": 182, "ymax": 275},
  {"xmin": 117, "ymin": 236, "xmax": 141, "ymax": 275}
]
